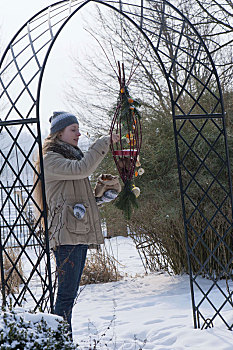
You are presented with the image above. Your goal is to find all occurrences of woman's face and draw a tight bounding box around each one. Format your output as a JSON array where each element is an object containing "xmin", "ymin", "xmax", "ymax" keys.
[{"xmin": 59, "ymin": 123, "xmax": 81, "ymax": 147}]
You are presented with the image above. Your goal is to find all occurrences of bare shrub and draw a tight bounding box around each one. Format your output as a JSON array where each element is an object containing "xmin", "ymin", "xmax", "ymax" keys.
[
  {"xmin": 81, "ymin": 247, "xmax": 122, "ymax": 285},
  {"xmin": 1, "ymin": 248, "xmax": 24, "ymax": 295},
  {"xmin": 129, "ymin": 197, "xmax": 188, "ymax": 275},
  {"xmin": 130, "ymin": 202, "xmax": 233, "ymax": 279}
]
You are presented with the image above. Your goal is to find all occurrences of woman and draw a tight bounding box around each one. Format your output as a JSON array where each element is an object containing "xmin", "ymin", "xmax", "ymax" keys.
[{"xmin": 34, "ymin": 111, "xmax": 119, "ymax": 336}]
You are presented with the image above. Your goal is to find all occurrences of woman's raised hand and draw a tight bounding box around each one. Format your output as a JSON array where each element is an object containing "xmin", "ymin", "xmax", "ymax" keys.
[{"xmin": 111, "ymin": 133, "xmax": 120, "ymax": 144}]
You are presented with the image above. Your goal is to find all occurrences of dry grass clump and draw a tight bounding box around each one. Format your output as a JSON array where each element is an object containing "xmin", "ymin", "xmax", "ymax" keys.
[
  {"xmin": 1, "ymin": 248, "xmax": 24, "ymax": 295},
  {"xmin": 81, "ymin": 248, "xmax": 122, "ymax": 285}
]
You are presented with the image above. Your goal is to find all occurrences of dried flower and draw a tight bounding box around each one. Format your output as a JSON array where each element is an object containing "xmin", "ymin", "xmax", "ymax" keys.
[
  {"xmin": 132, "ymin": 186, "xmax": 140, "ymax": 198},
  {"xmin": 138, "ymin": 168, "xmax": 145, "ymax": 176}
]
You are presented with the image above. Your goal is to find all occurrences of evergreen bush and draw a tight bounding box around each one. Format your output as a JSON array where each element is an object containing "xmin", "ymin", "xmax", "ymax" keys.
[
  {"xmin": 95, "ymin": 101, "xmax": 233, "ymax": 278},
  {"xmin": 0, "ymin": 309, "xmax": 77, "ymax": 350},
  {"xmin": 129, "ymin": 107, "xmax": 233, "ymax": 277}
]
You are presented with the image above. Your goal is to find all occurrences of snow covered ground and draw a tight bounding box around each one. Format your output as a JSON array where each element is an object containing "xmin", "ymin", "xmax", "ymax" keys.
[
  {"xmin": 3, "ymin": 236, "xmax": 233, "ymax": 349},
  {"xmin": 69, "ymin": 237, "xmax": 233, "ymax": 350}
]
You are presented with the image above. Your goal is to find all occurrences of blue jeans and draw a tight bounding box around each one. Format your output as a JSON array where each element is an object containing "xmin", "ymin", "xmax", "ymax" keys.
[{"xmin": 53, "ymin": 244, "xmax": 88, "ymax": 332}]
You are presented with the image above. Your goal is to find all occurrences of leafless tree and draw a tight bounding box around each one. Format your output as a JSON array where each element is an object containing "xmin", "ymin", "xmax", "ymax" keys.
[
  {"xmin": 180, "ymin": 0, "xmax": 233, "ymax": 89},
  {"xmin": 65, "ymin": 1, "xmax": 233, "ymax": 134}
]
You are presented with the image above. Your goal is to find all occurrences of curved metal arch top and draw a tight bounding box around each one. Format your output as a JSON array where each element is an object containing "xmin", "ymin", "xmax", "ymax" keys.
[
  {"xmin": 0, "ymin": 0, "xmax": 233, "ymax": 331},
  {"xmin": 0, "ymin": 0, "xmax": 224, "ymax": 122}
]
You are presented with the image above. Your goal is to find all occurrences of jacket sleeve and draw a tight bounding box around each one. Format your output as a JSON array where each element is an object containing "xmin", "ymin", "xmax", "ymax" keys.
[{"xmin": 43, "ymin": 136, "xmax": 110, "ymax": 181}]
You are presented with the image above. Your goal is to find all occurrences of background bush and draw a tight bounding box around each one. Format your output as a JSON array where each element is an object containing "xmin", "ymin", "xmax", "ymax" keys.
[{"xmin": 94, "ymin": 96, "xmax": 233, "ymax": 278}]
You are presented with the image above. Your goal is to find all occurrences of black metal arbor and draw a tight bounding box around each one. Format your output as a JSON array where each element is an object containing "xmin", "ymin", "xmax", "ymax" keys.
[{"xmin": 0, "ymin": 0, "xmax": 233, "ymax": 329}]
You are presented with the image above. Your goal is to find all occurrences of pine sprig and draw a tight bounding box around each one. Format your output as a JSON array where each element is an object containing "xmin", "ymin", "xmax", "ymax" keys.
[
  {"xmin": 118, "ymin": 86, "xmax": 141, "ymax": 129},
  {"xmin": 115, "ymin": 180, "xmax": 138, "ymax": 220}
]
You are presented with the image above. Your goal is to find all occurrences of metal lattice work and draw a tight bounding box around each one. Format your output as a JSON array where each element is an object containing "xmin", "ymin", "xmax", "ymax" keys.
[{"xmin": 0, "ymin": 0, "xmax": 232, "ymax": 327}]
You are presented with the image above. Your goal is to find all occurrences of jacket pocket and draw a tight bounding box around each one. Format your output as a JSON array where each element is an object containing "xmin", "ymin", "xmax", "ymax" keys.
[{"xmin": 65, "ymin": 203, "xmax": 90, "ymax": 234}]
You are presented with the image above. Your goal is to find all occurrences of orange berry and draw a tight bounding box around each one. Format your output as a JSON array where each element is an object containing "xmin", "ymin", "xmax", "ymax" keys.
[
  {"xmin": 135, "ymin": 171, "xmax": 138, "ymax": 177},
  {"xmin": 128, "ymin": 98, "xmax": 134, "ymax": 103},
  {"xmin": 120, "ymin": 88, "xmax": 125, "ymax": 93},
  {"xmin": 126, "ymin": 132, "xmax": 134, "ymax": 139},
  {"xmin": 130, "ymin": 140, "xmax": 136, "ymax": 146}
]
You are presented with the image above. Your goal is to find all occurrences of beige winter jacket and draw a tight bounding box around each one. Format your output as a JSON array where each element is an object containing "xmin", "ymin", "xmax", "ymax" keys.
[{"xmin": 43, "ymin": 136, "xmax": 110, "ymax": 249}]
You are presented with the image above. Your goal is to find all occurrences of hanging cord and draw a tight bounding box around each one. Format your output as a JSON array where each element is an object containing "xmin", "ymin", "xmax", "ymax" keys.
[
  {"xmin": 84, "ymin": 20, "xmax": 150, "ymax": 90},
  {"xmin": 84, "ymin": 28, "xmax": 118, "ymax": 78},
  {"xmin": 119, "ymin": 8, "xmax": 124, "ymax": 66},
  {"xmin": 119, "ymin": 25, "xmax": 151, "ymax": 86}
]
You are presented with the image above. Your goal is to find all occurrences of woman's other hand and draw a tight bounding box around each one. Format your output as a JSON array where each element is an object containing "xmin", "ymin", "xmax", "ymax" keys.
[{"xmin": 111, "ymin": 133, "xmax": 120, "ymax": 144}]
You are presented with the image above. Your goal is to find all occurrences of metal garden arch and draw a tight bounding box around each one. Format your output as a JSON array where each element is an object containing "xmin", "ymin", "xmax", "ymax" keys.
[{"xmin": 0, "ymin": 0, "xmax": 233, "ymax": 329}]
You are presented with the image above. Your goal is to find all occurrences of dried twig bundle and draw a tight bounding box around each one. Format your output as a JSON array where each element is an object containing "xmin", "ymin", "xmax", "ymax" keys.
[
  {"xmin": 0, "ymin": 248, "xmax": 24, "ymax": 295},
  {"xmin": 81, "ymin": 247, "xmax": 122, "ymax": 285}
]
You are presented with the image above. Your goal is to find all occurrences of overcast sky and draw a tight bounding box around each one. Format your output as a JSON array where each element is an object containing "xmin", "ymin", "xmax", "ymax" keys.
[
  {"xmin": 1, "ymin": 1, "xmax": 55, "ymax": 45},
  {"xmin": 0, "ymin": 0, "xmax": 97, "ymax": 138}
]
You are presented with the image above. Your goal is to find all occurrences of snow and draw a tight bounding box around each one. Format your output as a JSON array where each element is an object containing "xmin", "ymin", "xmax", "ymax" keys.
[
  {"xmin": 69, "ymin": 237, "xmax": 233, "ymax": 349},
  {"xmin": 2, "ymin": 307, "xmax": 63, "ymax": 331},
  {"xmin": 74, "ymin": 272, "xmax": 233, "ymax": 349},
  {"xmin": 1, "ymin": 236, "xmax": 233, "ymax": 349},
  {"xmin": 23, "ymin": 311, "xmax": 63, "ymax": 330}
]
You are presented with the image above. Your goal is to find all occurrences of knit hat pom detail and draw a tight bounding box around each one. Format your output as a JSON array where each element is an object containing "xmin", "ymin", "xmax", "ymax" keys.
[
  {"xmin": 49, "ymin": 111, "xmax": 79, "ymax": 134},
  {"xmin": 49, "ymin": 111, "xmax": 67, "ymax": 123}
]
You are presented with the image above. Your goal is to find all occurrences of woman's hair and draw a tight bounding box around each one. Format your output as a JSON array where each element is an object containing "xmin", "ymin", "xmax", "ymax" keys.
[{"xmin": 33, "ymin": 131, "xmax": 61, "ymax": 229}]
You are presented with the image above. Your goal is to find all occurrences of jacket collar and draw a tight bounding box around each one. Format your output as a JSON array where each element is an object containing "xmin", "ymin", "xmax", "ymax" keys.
[{"xmin": 46, "ymin": 141, "xmax": 84, "ymax": 160}]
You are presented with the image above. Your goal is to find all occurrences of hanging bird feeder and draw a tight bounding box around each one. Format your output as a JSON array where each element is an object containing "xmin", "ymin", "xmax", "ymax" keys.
[{"xmin": 110, "ymin": 62, "xmax": 142, "ymax": 220}]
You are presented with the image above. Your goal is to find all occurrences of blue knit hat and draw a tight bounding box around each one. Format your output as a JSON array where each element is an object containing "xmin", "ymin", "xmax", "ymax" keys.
[{"xmin": 49, "ymin": 111, "xmax": 79, "ymax": 134}]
